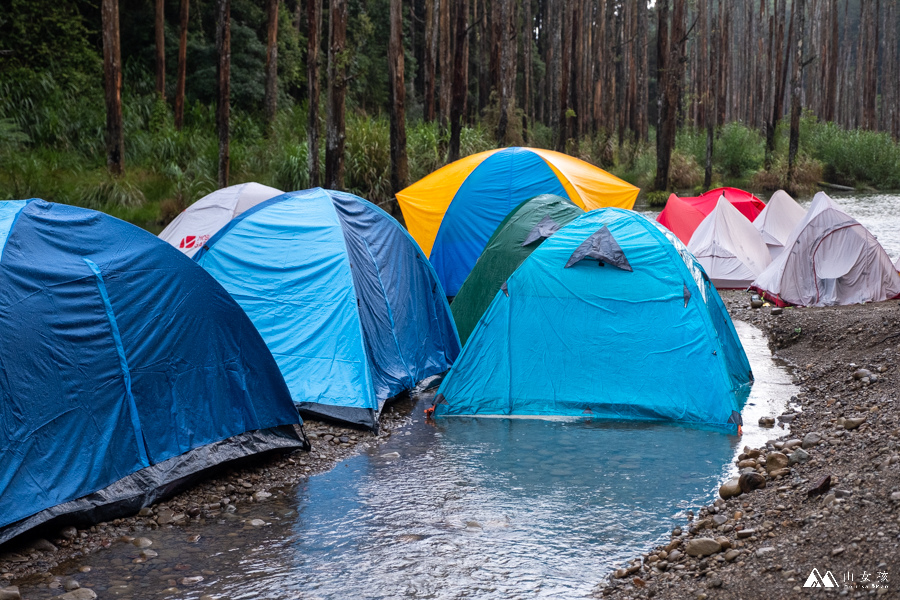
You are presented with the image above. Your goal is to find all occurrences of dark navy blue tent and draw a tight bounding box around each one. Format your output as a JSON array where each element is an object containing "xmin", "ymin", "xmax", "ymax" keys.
[
  {"xmin": 0, "ymin": 200, "xmax": 305, "ymax": 545},
  {"xmin": 194, "ymin": 188, "xmax": 461, "ymax": 429}
]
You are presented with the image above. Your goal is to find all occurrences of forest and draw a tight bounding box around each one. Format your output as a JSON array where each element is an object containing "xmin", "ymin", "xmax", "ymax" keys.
[{"xmin": 2, "ymin": 0, "xmax": 900, "ymax": 229}]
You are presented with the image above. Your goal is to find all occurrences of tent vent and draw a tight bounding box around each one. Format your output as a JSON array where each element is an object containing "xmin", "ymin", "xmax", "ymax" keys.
[
  {"xmin": 683, "ymin": 284, "xmax": 691, "ymax": 307},
  {"xmin": 521, "ymin": 215, "xmax": 562, "ymax": 246},
  {"xmin": 501, "ymin": 281, "xmax": 509, "ymax": 296},
  {"xmin": 565, "ymin": 226, "xmax": 632, "ymax": 271}
]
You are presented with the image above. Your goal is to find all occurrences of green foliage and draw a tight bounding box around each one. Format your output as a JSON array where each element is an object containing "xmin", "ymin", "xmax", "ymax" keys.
[
  {"xmin": 801, "ymin": 120, "xmax": 900, "ymax": 188},
  {"xmin": 715, "ymin": 123, "xmax": 765, "ymax": 178},
  {"xmin": 645, "ymin": 191, "xmax": 669, "ymax": 207}
]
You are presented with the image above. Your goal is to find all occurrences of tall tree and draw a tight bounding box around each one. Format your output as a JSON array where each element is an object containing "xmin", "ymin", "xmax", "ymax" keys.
[
  {"xmin": 155, "ymin": 0, "xmax": 165, "ymax": 99},
  {"xmin": 766, "ymin": 0, "xmax": 789, "ymax": 165},
  {"xmin": 788, "ymin": 0, "xmax": 806, "ymax": 189},
  {"xmin": 102, "ymin": 0, "xmax": 124, "ymax": 174},
  {"xmin": 307, "ymin": 0, "xmax": 322, "ymax": 187},
  {"xmin": 388, "ymin": 0, "xmax": 408, "ymax": 200},
  {"xmin": 438, "ymin": 0, "xmax": 451, "ymax": 129},
  {"xmin": 264, "ymin": 0, "xmax": 279, "ymax": 126},
  {"xmin": 326, "ymin": 0, "xmax": 348, "ymax": 189},
  {"xmin": 497, "ymin": 0, "xmax": 516, "ymax": 145},
  {"xmin": 174, "ymin": 0, "xmax": 189, "ymax": 129},
  {"xmin": 448, "ymin": 0, "xmax": 469, "ymax": 160},
  {"xmin": 215, "ymin": 0, "xmax": 230, "ymax": 187},
  {"xmin": 522, "ymin": 0, "xmax": 533, "ymax": 128},
  {"xmin": 424, "ymin": 0, "xmax": 437, "ymax": 121}
]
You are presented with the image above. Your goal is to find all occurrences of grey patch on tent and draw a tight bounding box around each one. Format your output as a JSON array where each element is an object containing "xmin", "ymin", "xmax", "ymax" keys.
[
  {"xmin": 727, "ymin": 411, "xmax": 743, "ymax": 427},
  {"xmin": 683, "ymin": 284, "xmax": 691, "ymax": 307},
  {"xmin": 521, "ymin": 215, "xmax": 562, "ymax": 246},
  {"xmin": 564, "ymin": 226, "xmax": 633, "ymax": 271},
  {"xmin": 500, "ymin": 281, "xmax": 509, "ymax": 296},
  {"xmin": 0, "ymin": 425, "xmax": 306, "ymax": 547},
  {"xmin": 434, "ymin": 394, "xmax": 448, "ymax": 405}
]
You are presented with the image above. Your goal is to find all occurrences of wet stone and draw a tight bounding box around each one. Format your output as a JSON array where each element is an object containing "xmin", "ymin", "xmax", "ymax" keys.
[
  {"xmin": 0, "ymin": 587, "xmax": 21, "ymax": 600},
  {"xmin": 58, "ymin": 589, "xmax": 97, "ymax": 600},
  {"xmin": 133, "ymin": 538, "xmax": 152, "ymax": 548},
  {"xmin": 179, "ymin": 576, "xmax": 204, "ymax": 586}
]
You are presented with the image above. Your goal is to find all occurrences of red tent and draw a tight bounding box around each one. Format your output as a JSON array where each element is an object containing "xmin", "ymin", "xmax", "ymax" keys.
[{"xmin": 657, "ymin": 187, "xmax": 766, "ymax": 244}]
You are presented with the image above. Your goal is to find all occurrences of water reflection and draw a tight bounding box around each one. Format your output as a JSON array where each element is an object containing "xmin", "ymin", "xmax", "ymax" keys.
[{"xmin": 15, "ymin": 323, "xmax": 796, "ymax": 600}]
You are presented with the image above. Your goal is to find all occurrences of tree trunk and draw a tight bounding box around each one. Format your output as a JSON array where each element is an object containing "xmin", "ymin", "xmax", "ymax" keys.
[
  {"xmin": 155, "ymin": 0, "xmax": 165, "ymax": 100},
  {"xmin": 497, "ymin": 0, "xmax": 511, "ymax": 144},
  {"xmin": 556, "ymin": 0, "xmax": 570, "ymax": 152},
  {"xmin": 102, "ymin": 0, "xmax": 124, "ymax": 175},
  {"xmin": 478, "ymin": 0, "xmax": 490, "ymax": 114},
  {"xmin": 523, "ymin": 0, "xmax": 533, "ymax": 129},
  {"xmin": 704, "ymin": 0, "xmax": 714, "ymax": 188},
  {"xmin": 449, "ymin": 0, "xmax": 469, "ymax": 160},
  {"xmin": 637, "ymin": 0, "xmax": 648, "ymax": 142},
  {"xmin": 174, "ymin": 0, "xmax": 189, "ymax": 129},
  {"xmin": 326, "ymin": 0, "xmax": 347, "ymax": 190},
  {"xmin": 654, "ymin": 0, "xmax": 670, "ymax": 190},
  {"xmin": 265, "ymin": 0, "xmax": 279, "ymax": 127},
  {"xmin": 307, "ymin": 0, "xmax": 322, "ymax": 187},
  {"xmin": 425, "ymin": 0, "xmax": 437, "ymax": 121},
  {"xmin": 787, "ymin": 0, "xmax": 805, "ymax": 190},
  {"xmin": 767, "ymin": 0, "xmax": 789, "ymax": 162},
  {"xmin": 388, "ymin": 0, "xmax": 408, "ymax": 205},
  {"xmin": 215, "ymin": 0, "xmax": 230, "ymax": 187},
  {"xmin": 439, "ymin": 0, "xmax": 451, "ymax": 130}
]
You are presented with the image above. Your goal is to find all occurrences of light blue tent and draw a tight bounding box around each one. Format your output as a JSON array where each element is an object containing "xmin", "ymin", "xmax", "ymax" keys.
[
  {"xmin": 195, "ymin": 188, "xmax": 460, "ymax": 429},
  {"xmin": 433, "ymin": 208, "xmax": 751, "ymax": 431}
]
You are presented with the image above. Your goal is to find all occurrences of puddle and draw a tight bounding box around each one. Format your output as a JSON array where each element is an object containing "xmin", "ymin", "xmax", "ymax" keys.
[{"xmin": 14, "ymin": 323, "xmax": 796, "ymax": 599}]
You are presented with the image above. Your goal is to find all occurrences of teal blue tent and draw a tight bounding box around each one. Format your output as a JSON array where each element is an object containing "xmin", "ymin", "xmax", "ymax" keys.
[{"xmin": 433, "ymin": 208, "xmax": 751, "ymax": 431}]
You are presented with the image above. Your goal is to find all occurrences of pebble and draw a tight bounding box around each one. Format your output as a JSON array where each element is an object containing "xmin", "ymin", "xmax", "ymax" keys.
[
  {"xmin": 64, "ymin": 580, "xmax": 80, "ymax": 591},
  {"xmin": 59, "ymin": 526, "xmax": 78, "ymax": 540},
  {"xmin": 889, "ymin": 491, "xmax": 900, "ymax": 502},
  {"xmin": 765, "ymin": 452, "xmax": 789, "ymax": 474},
  {"xmin": 381, "ymin": 452, "xmax": 400, "ymax": 459},
  {"xmin": 0, "ymin": 587, "xmax": 20, "ymax": 600},
  {"xmin": 249, "ymin": 519, "xmax": 267, "ymax": 527},
  {"xmin": 755, "ymin": 547, "xmax": 776, "ymax": 557},
  {"xmin": 723, "ymin": 549, "xmax": 741, "ymax": 561},
  {"xmin": 758, "ymin": 416, "xmax": 776, "ymax": 427},
  {"xmin": 788, "ymin": 448, "xmax": 809, "ymax": 466},
  {"xmin": 156, "ymin": 508, "xmax": 175, "ymax": 525},
  {"xmin": 841, "ymin": 416, "xmax": 866, "ymax": 430},
  {"xmin": 58, "ymin": 590, "xmax": 97, "ymax": 600},
  {"xmin": 737, "ymin": 529, "xmax": 756, "ymax": 539},
  {"xmin": 853, "ymin": 368, "xmax": 872, "ymax": 380},
  {"xmin": 808, "ymin": 475, "xmax": 832, "ymax": 498},
  {"xmin": 771, "ymin": 307, "xmax": 783, "ymax": 315},
  {"xmin": 132, "ymin": 537, "xmax": 152, "ymax": 548},
  {"xmin": 831, "ymin": 546, "xmax": 845, "ymax": 556},
  {"xmin": 801, "ymin": 432, "xmax": 822, "ymax": 448},
  {"xmin": 28, "ymin": 538, "xmax": 57, "ymax": 553},
  {"xmin": 252, "ymin": 491, "xmax": 272, "ymax": 502},
  {"xmin": 685, "ymin": 538, "xmax": 722, "ymax": 557},
  {"xmin": 719, "ymin": 478, "xmax": 742, "ymax": 499},
  {"xmin": 180, "ymin": 576, "xmax": 204, "ymax": 586}
]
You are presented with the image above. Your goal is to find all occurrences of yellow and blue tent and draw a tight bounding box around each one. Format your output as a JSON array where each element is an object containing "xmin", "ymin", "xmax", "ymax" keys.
[{"xmin": 396, "ymin": 147, "xmax": 639, "ymax": 296}]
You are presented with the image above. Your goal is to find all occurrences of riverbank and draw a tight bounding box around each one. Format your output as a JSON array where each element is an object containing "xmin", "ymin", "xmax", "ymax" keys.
[{"xmin": 599, "ymin": 290, "xmax": 900, "ymax": 599}]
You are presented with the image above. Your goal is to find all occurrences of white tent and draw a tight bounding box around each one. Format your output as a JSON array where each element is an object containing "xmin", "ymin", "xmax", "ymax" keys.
[
  {"xmin": 754, "ymin": 189, "xmax": 807, "ymax": 259},
  {"xmin": 159, "ymin": 182, "xmax": 283, "ymax": 257},
  {"xmin": 687, "ymin": 196, "xmax": 771, "ymax": 288},
  {"xmin": 751, "ymin": 192, "xmax": 900, "ymax": 306}
]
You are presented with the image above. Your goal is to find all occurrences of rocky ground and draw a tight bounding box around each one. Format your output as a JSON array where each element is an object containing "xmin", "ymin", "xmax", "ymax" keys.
[
  {"xmin": 598, "ymin": 291, "xmax": 900, "ymax": 600},
  {"xmin": 0, "ymin": 400, "xmax": 418, "ymax": 600}
]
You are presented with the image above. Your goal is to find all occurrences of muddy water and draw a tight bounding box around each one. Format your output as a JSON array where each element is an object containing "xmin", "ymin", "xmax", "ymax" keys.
[{"xmin": 16, "ymin": 323, "xmax": 795, "ymax": 600}]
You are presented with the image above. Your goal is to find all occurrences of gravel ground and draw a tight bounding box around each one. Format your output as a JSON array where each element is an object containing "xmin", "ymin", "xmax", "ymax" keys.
[
  {"xmin": 598, "ymin": 290, "xmax": 900, "ymax": 600},
  {"xmin": 3, "ymin": 294, "xmax": 900, "ymax": 600},
  {"xmin": 0, "ymin": 398, "xmax": 418, "ymax": 593}
]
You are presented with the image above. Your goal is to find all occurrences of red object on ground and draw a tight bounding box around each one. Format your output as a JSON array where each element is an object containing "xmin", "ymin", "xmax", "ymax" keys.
[{"xmin": 656, "ymin": 187, "xmax": 766, "ymax": 244}]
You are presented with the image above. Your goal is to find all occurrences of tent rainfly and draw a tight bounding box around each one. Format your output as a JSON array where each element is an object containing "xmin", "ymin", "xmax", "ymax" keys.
[
  {"xmin": 751, "ymin": 192, "xmax": 900, "ymax": 306},
  {"xmin": 687, "ymin": 196, "xmax": 772, "ymax": 289},
  {"xmin": 396, "ymin": 147, "xmax": 639, "ymax": 296},
  {"xmin": 432, "ymin": 208, "xmax": 752, "ymax": 432},
  {"xmin": 0, "ymin": 200, "xmax": 304, "ymax": 545},
  {"xmin": 657, "ymin": 187, "xmax": 766, "ymax": 245},
  {"xmin": 158, "ymin": 182, "xmax": 283, "ymax": 257},
  {"xmin": 754, "ymin": 190, "xmax": 807, "ymax": 259},
  {"xmin": 195, "ymin": 188, "xmax": 461, "ymax": 430}
]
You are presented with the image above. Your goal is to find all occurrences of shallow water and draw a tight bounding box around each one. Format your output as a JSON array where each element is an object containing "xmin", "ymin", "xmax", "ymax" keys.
[{"xmin": 17, "ymin": 323, "xmax": 796, "ymax": 600}]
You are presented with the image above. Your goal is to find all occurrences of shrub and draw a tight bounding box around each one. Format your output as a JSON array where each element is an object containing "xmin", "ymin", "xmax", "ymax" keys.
[{"xmin": 715, "ymin": 123, "xmax": 764, "ymax": 178}]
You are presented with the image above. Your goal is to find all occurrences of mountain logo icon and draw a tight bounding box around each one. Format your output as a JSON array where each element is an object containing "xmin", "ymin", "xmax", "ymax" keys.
[{"xmin": 803, "ymin": 568, "xmax": 839, "ymax": 588}]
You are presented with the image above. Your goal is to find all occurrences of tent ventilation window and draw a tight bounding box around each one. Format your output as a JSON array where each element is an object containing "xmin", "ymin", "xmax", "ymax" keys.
[
  {"xmin": 564, "ymin": 226, "xmax": 633, "ymax": 271},
  {"xmin": 522, "ymin": 215, "xmax": 562, "ymax": 246}
]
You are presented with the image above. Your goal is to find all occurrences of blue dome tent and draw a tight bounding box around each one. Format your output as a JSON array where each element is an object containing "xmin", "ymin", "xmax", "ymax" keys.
[
  {"xmin": 0, "ymin": 200, "xmax": 305, "ymax": 545},
  {"xmin": 432, "ymin": 208, "xmax": 751, "ymax": 431},
  {"xmin": 195, "ymin": 188, "xmax": 461, "ymax": 430}
]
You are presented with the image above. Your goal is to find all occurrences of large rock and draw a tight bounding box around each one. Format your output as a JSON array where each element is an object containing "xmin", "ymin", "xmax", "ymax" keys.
[
  {"xmin": 719, "ymin": 478, "xmax": 742, "ymax": 499},
  {"xmin": 788, "ymin": 448, "xmax": 809, "ymax": 465},
  {"xmin": 0, "ymin": 587, "xmax": 21, "ymax": 600},
  {"xmin": 59, "ymin": 590, "xmax": 97, "ymax": 600},
  {"xmin": 841, "ymin": 416, "xmax": 866, "ymax": 430},
  {"xmin": 801, "ymin": 432, "xmax": 822, "ymax": 449},
  {"xmin": 685, "ymin": 538, "xmax": 722, "ymax": 557},
  {"xmin": 739, "ymin": 472, "xmax": 767, "ymax": 494},
  {"xmin": 765, "ymin": 452, "xmax": 789, "ymax": 474}
]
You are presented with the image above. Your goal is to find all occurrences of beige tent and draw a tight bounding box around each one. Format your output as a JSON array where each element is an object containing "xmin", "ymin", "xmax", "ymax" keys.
[
  {"xmin": 159, "ymin": 182, "xmax": 283, "ymax": 257},
  {"xmin": 754, "ymin": 190, "xmax": 807, "ymax": 259},
  {"xmin": 687, "ymin": 196, "xmax": 771, "ymax": 288},
  {"xmin": 751, "ymin": 192, "xmax": 900, "ymax": 306}
]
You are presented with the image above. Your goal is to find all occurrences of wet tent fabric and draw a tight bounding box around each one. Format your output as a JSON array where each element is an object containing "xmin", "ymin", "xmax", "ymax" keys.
[
  {"xmin": 451, "ymin": 194, "xmax": 583, "ymax": 345},
  {"xmin": 687, "ymin": 197, "xmax": 771, "ymax": 289},
  {"xmin": 195, "ymin": 188, "xmax": 460, "ymax": 429},
  {"xmin": 0, "ymin": 200, "xmax": 303, "ymax": 545},
  {"xmin": 754, "ymin": 190, "xmax": 807, "ymax": 259},
  {"xmin": 657, "ymin": 187, "xmax": 765, "ymax": 245},
  {"xmin": 751, "ymin": 192, "xmax": 900, "ymax": 307},
  {"xmin": 158, "ymin": 182, "xmax": 283, "ymax": 257},
  {"xmin": 434, "ymin": 208, "xmax": 751, "ymax": 431},
  {"xmin": 396, "ymin": 147, "xmax": 639, "ymax": 296}
]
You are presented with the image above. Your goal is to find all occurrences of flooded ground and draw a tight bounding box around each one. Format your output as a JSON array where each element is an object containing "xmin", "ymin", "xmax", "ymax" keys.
[{"xmin": 16, "ymin": 322, "xmax": 796, "ymax": 600}]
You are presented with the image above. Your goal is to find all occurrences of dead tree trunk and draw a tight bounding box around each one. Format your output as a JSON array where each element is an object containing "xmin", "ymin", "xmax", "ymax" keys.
[
  {"xmin": 787, "ymin": 0, "xmax": 805, "ymax": 190},
  {"xmin": 174, "ymin": 0, "xmax": 189, "ymax": 129},
  {"xmin": 155, "ymin": 0, "xmax": 165, "ymax": 100},
  {"xmin": 215, "ymin": 0, "xmax": 230, "ymax": 187},
  {"xmin": 449, "ymin": 0, "xmax": 469, "ymax": 160},
  {"xmin": 325, "ymin": 0, "xmax": 347, "ymax": 190},
  {"xmin": 307, "ymin": 0, "xmax": 322, "ymax": 187},
  {"xmin": 264, "ymin": 0, "xmax": 279, "ymax": 127},
  {"xmin": 102, "ymin": 0, "xmax": 124, "ymax": 175},
  {"xmin": 388, "ymin": 0, "xmax": 408, "ymax": 205}
]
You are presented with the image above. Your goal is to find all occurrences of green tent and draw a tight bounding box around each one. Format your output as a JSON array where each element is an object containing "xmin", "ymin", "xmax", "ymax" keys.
[{"xmin": 451, "ymin": 194, "xmax": 583, "ymax": 345}]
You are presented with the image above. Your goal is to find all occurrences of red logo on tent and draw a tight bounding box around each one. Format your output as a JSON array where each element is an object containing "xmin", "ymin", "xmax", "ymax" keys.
[{"xmin": 179, "ymin": 234, "xmax": 210, "ymax": 250}]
